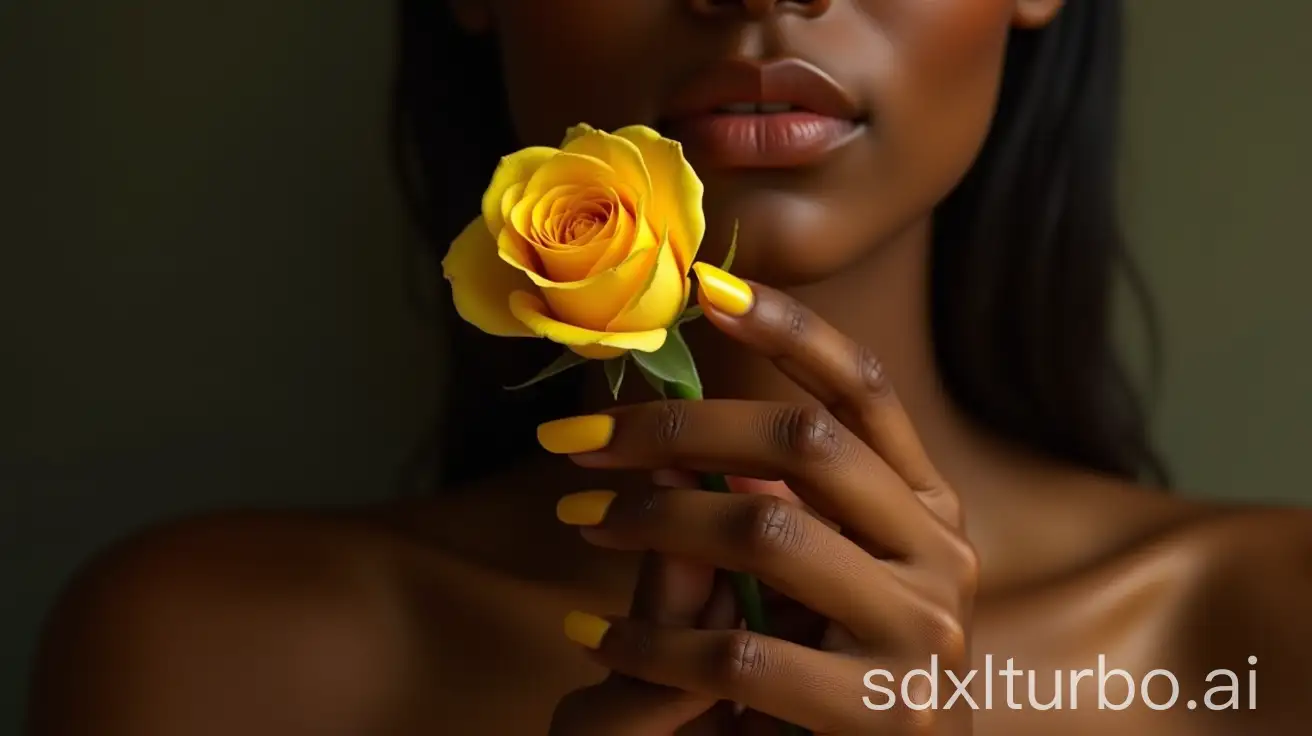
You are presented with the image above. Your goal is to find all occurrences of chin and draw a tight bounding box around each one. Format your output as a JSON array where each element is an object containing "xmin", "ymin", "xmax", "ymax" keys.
[{"xmin": 699, "ymin": 184, "xmax": 897, "ymax": 288}]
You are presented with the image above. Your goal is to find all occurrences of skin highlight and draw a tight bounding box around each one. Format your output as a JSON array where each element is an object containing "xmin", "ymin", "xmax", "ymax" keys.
[{"xmin": 24, "ymin": 2, "xmax": 1312, "ymax": 735}]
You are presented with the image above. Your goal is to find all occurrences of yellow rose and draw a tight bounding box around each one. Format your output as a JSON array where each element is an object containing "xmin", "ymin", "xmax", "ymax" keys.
[{"xmin": 441, "ymin": 124, "xmax": 705, "ymax": 359}]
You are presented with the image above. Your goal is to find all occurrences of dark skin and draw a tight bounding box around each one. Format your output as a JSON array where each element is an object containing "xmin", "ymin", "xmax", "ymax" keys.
[{"xmin": 26, "ymin": 0, "xmax": 1312, "ymax": 734}]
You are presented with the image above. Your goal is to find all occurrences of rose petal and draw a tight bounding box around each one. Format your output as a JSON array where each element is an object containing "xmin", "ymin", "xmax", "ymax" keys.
[
  {"xmin": 562, "ymin": 126, "xmax": 653, "ymax": 206},
  {"xmin": 545, "ymin": 186, "xmax": 597, "ymax": 241},
  {"xmin": 509, "ymin": 290, "xmax": 667, "ymax": 352},
  {"xmin": 605, "ymin": 235, "xmax": 686, "ymax": 333},
  {"xmin": 541, "ymin": 186, "xmax": 608, "ymax": 248},
  {"xmin": 560, "ymin": 123, "xmax": 596, "ymax": 148},
  {"xmin": 442, "ymin": 218, "xmax": 535, "ymax": 337},
  {"xmin": 530, "ymin": 184, "xmax": 581, "ymax": 247},
  {"xmin": 589, "ymin": 183, "xmax": 643, "ymax": 276},
  {"xmin": 507, "ymin": 206, "xmax": 656, "ymax": 293},
  {"xmin": 570, "ymin": 344, "xmax": 628, "ymax": 360},
  {"xmin": 540, "ymin": 217, "xmax": 661, "ymax": 328},
  {"xmin": 499, "ymin": 182, "xmax": 526, "ymax": 233},
  {"xmin": 496, "ymin": 226, "xmax": 540, "ymax": 275},
  {"xmin": 523, "ymin": 151, "xmax": 618, "ymax": 205},
  {"xmin": 529, "ymin": 186, "xmax": 624, "ymax": 283},
  {"xmin": 509, "ymin": 188, "xmax": 540, "ymax": 244},
  {"xmin": 613, "ymin": 126, "xmax": 705, "ymax": 273},
  {"xmin": 482, "ymin": 147, "xmax": 557, "ymax": 235},
  {"xmin": 507, "ymin": 152, "xmax": 623, "ymax": 280}
]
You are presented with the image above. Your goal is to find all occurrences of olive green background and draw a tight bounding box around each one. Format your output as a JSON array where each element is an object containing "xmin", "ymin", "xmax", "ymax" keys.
[{"xmin": 2, "ymin": 1, "xmax": 1309, "ymax": 727}]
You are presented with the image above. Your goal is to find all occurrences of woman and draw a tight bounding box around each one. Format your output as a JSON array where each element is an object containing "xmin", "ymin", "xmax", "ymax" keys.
[{"xmin": 26, "ymin": 1, "xmax": 1312, "ymax": 734}]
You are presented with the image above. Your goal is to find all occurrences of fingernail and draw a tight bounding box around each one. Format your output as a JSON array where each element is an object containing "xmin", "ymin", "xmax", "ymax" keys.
[
  {"xmin": 693, "ymin": 262, "xmax": 754, "ymax": 317},
  {"xmin": 556, "ymin": 491, "xmax": 616, "ymax": 526},
  {"xmin": 537, "ymin": 415, "xmax": 615, "ymax": 454},
  {"xmin": 563, "ymin": 610, "xmax": 611, "ymax": 649}
]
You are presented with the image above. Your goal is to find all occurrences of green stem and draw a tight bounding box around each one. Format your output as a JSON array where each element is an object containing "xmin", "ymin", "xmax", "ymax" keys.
[
  {"xmin": 664, "ymin": 381, "xmax": 770, "ymax": 637},
  {"xmin": 666, "ymin": 381, "xmax": 808, "ymax": 736},
  {"xmin": 697, "ymin": 472, "xmax": 771, "ymax": 636}
]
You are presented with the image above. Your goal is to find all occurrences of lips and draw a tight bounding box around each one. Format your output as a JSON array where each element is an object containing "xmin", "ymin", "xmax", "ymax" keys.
[{"xmin": 660, "ymin": 58, "xmax": 867, "ymax": 169}]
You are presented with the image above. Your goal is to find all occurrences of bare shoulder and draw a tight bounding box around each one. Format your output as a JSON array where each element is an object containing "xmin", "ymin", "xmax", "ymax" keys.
[
  {"xmin": 1139, "ymin": 495, "xmax": 1312, "ymax": 625},
  {"xmin": 1158, "ymin": 498, "xmax": 1312, "ymax": 646},
  {"xmin": 26, "ymin": 511, "xmax": 426, "ymax": 735},
  {"xmin": 981, "ymin": 478, "xmax": 1312, "ymax": 735},
  {"xmin": 26, "ymin": 501, "xmax": 613, "ymax": 735},
  {"xmin": 1109, "ymin": 488, "xmax": 1312, "ymax": 733},
  {"xmin": 1081, "ymin": 480, "xmax": 1312, "ymax": 647},
  {"xmin": 1056, "ymin": 476, "xmax": 1312, "ymax": 601}
]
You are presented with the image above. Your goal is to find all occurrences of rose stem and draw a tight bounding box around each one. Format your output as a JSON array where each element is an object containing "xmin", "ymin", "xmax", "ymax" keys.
[
  {"xmin": 664, "ymin": 381, "xmax": 770, "ymax": 637},
  {"xmin": 665, "ymin": 380, "xmax": 810, "ymax": 736}
]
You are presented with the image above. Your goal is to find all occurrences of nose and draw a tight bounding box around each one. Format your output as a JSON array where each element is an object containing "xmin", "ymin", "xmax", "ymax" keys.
[{"xmin": 688, "ymin": 0, "xmax": 831, "ymax": 20}]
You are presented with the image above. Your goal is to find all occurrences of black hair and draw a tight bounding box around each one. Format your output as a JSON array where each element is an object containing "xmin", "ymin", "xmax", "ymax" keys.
[{"xmin": 391, "ymin": 0, "xmax": 1170, "ymax": 492}]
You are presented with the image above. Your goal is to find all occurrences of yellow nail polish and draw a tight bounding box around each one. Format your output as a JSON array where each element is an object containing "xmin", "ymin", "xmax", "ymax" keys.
[
  {"xmin": 693, "ymin": 262, "xmax": 754, "ymax": 317},
  {"xmin": 537, "ymin": 415, "xmax": 615, "ymax": 455},
  {"xmin": 556, "ymin": 491, "xmax": 616, "ymax": 526},
  {"xmin": 563, "ymin": 610, "xmax": 611, "ymax": 649}
]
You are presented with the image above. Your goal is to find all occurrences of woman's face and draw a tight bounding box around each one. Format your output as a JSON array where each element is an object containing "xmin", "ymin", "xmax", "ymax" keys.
[{"xmin": 452, "ymin": 0, "xmax": 1062, "ymax": 284}]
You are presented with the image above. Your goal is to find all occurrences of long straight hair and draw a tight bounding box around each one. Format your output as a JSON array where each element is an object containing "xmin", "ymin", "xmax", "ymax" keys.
[{"xmin": 391, "ymin": 0, "xmax": 1170, "ymax": 491}]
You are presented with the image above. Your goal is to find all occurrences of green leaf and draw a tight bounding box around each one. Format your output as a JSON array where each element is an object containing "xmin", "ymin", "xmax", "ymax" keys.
[
  {"xmin": 719, "ymin": 219, "xmax": 739, "ymax": 274},
  {"xmin": 676, "ymin": 306, "xmax": 704, "ymax": 325},
  {"xmin": 603, "ymin": 357, "xmax": 627, "ymax": 400},
  {"xmin": 504, "ymin": 351, "xmax": 587, "ymax": 390},
  {"xmin": 631, "ymin": 327, "xmax": 702, "ymax": 399},
  {"xmin": 637, "ymin": 364, "xmax": 667, "ymax": 398}
]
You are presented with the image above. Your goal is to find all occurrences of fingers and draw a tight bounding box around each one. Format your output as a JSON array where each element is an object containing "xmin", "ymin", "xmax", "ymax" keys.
[
  {"xmin": 548, "ymin": 548, "xmax": 722, "ymax": 735},
  {"xmin": 540, "ymin": 401, "xmax": 935, "ymax": 556},
  {"xmin": 568, "ymin": 487, "xmax": 919, "ymax": 642},
  {"xmin": 577, "ymin": 614, "xmax": 871, "ymax": 733},
  {"xmin": 694, "ymin": 264, "xmax": 949, "ymax": 508},
  {"xmin": 628, "ymin": 551, "xmax": 715, "ymax": 626}
]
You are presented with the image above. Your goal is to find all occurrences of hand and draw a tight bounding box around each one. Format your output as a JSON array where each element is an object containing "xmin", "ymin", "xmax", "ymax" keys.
[{"xmin": 547, "ymin": 267, "xmax": 978, "ymax": 735}]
